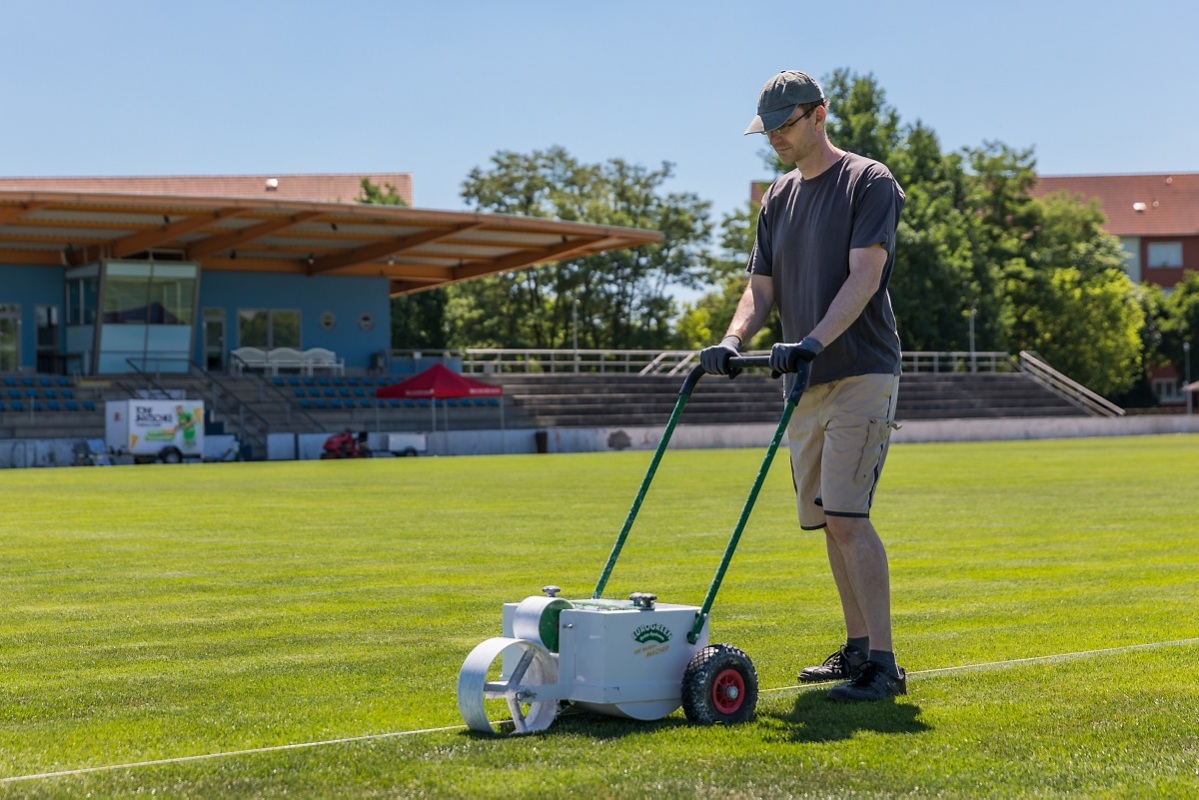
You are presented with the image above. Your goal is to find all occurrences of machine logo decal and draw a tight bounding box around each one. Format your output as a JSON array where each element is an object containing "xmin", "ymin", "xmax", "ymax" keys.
[{"xmin": 632, "ymin": 623, "xmax": 671, "ymax": 645}]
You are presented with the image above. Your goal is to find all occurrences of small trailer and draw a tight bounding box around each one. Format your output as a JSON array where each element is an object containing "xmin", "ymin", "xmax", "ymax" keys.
[{"xmin": 105, "ymin": 399, "xmax": 204, "ymax": 464}]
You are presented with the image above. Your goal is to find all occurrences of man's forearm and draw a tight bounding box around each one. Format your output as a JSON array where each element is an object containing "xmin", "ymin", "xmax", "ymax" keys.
[{"xmin": 726, "ymin": 275, "xmax": 774, "ymax": 344}]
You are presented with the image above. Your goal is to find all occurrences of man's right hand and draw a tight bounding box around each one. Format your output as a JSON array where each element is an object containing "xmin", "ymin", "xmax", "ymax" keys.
[{"xmin": 699, "ymin": 335, "xmax": 742, "ymax": 376}]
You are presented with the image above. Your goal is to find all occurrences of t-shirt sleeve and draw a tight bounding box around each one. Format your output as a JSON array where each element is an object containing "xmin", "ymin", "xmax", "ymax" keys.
[
  {"xmin": 747, "ymin": 190, "xmax": 773, "ymax": 276},
  {"xmin": 850, "ymin": 167, "xmax": 902, "ymax": 253}
]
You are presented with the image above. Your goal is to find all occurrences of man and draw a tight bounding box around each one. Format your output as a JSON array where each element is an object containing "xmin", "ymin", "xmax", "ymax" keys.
[{"xmin": 700, "ymin": 70, "xmax": 906, "ymax": 702}]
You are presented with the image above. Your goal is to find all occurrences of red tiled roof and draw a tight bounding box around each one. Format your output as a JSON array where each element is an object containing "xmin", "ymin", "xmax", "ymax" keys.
[
  {"xmin": 0, "ymin": 173, "xmax": 414, "ymax": 206},
  {"xmin": 1032, "ymin": 173, "xmax": 1199, "ymax": 238}
]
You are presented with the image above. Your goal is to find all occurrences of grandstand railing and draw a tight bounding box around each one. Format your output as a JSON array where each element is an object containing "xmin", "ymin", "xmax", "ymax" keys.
[
  {"xmin": 1018, "ymin": 351, "xmax": 1125, "ymax": 418},
  {"xmin": 406, "ymin": 348, "xmax": 1020, "ymax": 375}
]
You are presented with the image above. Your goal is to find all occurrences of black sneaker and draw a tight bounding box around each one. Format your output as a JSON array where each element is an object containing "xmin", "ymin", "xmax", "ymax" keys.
[
  {"xmin": 827, "ymin": 661, "xmax": 907, "ymax": 702},
  {"xmin": 798, "ymin": 644, "xmax": 868, "ymax": 683}
]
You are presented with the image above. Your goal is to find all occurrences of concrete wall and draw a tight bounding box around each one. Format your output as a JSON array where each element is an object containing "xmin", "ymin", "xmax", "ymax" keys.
[{"xmin": 5, "ymin": 415, "xmax": 1197, "ymax": 468}]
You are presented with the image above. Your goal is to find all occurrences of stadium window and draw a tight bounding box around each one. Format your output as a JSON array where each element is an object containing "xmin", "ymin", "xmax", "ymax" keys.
[
  {"xmin": 1147, "ymin": 242, "xmax": 1183, "ymax": 269},
  {"xmin": 238, "ymin": 309, "xmax": 301, "ymax": 349},
  {"xmin": 65, "ymin": 271, "xmax": 99, "ymax": 325}
]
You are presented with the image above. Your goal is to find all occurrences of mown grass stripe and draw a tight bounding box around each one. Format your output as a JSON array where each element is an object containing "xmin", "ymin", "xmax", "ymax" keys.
[{"xmin": 8, "ymin": 636, "xmax": 1197, "ymax": 786}]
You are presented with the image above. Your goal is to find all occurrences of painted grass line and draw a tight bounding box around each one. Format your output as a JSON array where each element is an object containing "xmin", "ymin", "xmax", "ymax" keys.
[
  {"xmin": 7, "ymin": 637, "xmax": 1198, "ymax": 786},
  {"xmin": 760, "ymin": 636, "xmax": 1199, "ymax": 696},
  {"xmin": 908, "ymin": 636, "xmax": 1199, "ymax": 678},
  {"xmin": 0, "ymin": 725, "xmax": 466, "ymax": 786}
]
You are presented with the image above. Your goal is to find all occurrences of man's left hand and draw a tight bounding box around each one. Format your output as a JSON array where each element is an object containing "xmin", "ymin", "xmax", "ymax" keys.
[{"xmin": 769, "ymin": 337, "xmax": 824, "ymax": 374}]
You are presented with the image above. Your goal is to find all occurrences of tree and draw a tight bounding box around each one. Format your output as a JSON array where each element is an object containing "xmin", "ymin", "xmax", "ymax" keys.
[
  {"xmin": 675, "ymin": 203, "xmax": 757, "ymax": 349},
  {"xmin": 358, "ymin": 178, "xmax": 449, "ymax": 350},
  {"xmin": 1160, "ymin": 270, "xmax": 1199, "ymax": 386},
  {"xmin": 821, "ymin": 68, "xmax": 901, "ymax": 164},
  {"xmin": 450, "ymin": 147, "xmax": 712, "ymax": 349},
  {"xmin": 357, "ymin": 178, "xmax": 407, "ymax": 207},
  {"xmin": 999, "ymin": 191, "xmax": 1143, "ymax": 395}
]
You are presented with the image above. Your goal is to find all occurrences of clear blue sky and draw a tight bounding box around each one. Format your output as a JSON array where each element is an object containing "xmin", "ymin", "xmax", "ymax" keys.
[{"xmin": 4, "ymin": 0, "xmax": 1197, "ymax": 226}]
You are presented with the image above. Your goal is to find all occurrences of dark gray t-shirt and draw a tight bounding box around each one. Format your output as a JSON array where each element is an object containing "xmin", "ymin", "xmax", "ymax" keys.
[{"xmin": 748, "ymin": 152, "xmax": 905, "ymax": 386}]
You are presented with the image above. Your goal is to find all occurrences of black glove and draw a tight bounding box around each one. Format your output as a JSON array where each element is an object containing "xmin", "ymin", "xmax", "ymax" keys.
[
  {"xmin": 700, "ymin": 335, "xmax": 742, "ymax": 376},
  {"xmin": 769, "ymin": 337, "xmax": 824, "ymax": 375}
]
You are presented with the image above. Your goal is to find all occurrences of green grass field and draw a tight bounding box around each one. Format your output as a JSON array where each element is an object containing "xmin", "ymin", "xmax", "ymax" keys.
[{"xmin": 2, "ymin": 434, "xmax": 1198, "ymax": 798}]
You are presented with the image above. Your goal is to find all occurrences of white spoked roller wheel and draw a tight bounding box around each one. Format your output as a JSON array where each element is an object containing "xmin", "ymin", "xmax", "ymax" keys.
[{"xmin": 457, "ymin": 637, "xmax": 559, "ymax": 735}]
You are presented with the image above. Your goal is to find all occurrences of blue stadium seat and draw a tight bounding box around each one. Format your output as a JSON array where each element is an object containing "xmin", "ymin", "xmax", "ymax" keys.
[
  {"xmin": 7, "ymin": 389, "xmax": 19, "ymax": 400},
  {"xmin": 11, "ymin": 401, "xmax": 24, "ymax": 412},
  {"xmin": 293, "ymin": 389, "xmax": 306, "ymax": 398},
  {"xmin": 299, "ymin": 399, "xmax": 312, "ymax": 410},
  {"xmin": 47, "ymin": 401, "xmax": 62, "ymax": 412},
  {"xmin": 39, "ymin": 377, "xmax": 52, "ymax": 387},
  {"xmin": 56, "ymin": 377, "xmax": 71, "ymax": 387},
  {"xmin": 2, "ymin": 377, "xmax": 15, "ymax": 387},
  {"xmin": 43, "ymin": 389, "xmax": 57, "ymax": 399},
  {"xmin": 388, "ymin": 399, "xmax": 400, "ymax": 409},
  {"xmin": 61, "ymin": 388, "xmax": 75, "ymax": 399},
  {"xmin": 20, "ymin": 377, "xmax": 34, "ymax": 387},
  {"xmin": 0, "ymin": 401, "xmax": 6, "ymax": 412},
  {"xmin": 82, "ymin": 400, "xmax": 96, "ymax": 411},
  {"xmin": 65, "ymin": 400, "xmax": 80, "ymax": 412}
]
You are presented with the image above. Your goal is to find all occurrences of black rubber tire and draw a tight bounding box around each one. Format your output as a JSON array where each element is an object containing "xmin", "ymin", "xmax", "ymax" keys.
[
  {"xmin": 159, "ymin": 447, "xmax": 183, "ymax": 464},
  {"xmin": 681, "ymin": 644, "xmax": 758, "ymax": 725}
]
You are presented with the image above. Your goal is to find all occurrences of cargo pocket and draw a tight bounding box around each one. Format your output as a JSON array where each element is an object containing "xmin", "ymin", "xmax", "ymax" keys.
[{"xmin": 854, "ymin": 417, "xmax": 891, "ymax": 483}]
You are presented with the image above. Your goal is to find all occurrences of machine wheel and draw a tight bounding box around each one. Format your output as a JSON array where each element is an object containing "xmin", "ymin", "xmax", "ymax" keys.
[
  {"xmin": 159, "ymin": 447, "xmax": 183, "ymax": 464},
  {"xmin": 681, "ymin": 644, "xmax": 758, "ymax": 725},
  {"xmin": 457, "ymin": 637, "xmax": 559, "ymax": 735}
]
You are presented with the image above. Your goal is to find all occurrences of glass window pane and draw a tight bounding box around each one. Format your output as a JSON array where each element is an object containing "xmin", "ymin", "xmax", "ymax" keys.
[
  {"xmin": 238, "ymin": 309, "xmax": 269, "ymax": 347},
  {"xmin": 0, "ymin": 305, "xmax": 19, "ymax": 372},
  {"xmin": 270, "ymin": 310, "xmax": 301, "ymax": 348},
  {"xmin": 1147, "ymin": 242, "xmax": 1183, "ymax": 268},
  {"xmin": 103, "ymin": 263, "xmax": 152, "ymax": 323}
]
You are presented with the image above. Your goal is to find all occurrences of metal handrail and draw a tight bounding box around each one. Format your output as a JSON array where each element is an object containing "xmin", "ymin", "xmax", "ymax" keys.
[
  {"xmin": 444, "ymin": 348, "xmax": 1020, "ymax": 375},
  {"xmin": 1018, "ymin": 351, "xmax": 1125, "ymax": 418}
]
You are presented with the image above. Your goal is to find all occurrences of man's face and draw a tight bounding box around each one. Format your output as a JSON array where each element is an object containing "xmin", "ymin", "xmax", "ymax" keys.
[{"xmin": 766, "ymin": 103, "xmax": 822, "ymax": 163}]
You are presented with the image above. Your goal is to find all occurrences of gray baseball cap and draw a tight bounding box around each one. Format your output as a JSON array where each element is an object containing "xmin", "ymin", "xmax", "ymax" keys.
[{"xmin": 744, "ymin": 70, "xmax": 825, "ymax": 135}]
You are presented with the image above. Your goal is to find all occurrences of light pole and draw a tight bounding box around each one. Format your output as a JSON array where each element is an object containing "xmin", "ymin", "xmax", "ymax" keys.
[
  {"xmin": 1185, "ymin": 341, "xmax": 1192, "ymax": 416},
  {"xmin": 968, "ymin": 304, "xmax": 977, "ymax": 373},
  {"xmin": 572, "ymin": 298, "xmax": 580, "ymax": 374}
]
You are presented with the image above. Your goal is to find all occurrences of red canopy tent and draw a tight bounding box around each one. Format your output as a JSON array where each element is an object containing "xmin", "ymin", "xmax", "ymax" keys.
[{"xmin": 375, "ymin": 364, "xmax": 503, "ymax": 432}]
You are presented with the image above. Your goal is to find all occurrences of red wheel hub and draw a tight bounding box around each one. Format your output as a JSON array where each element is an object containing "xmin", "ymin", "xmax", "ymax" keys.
[{"xmin": 711, "ymin": 667, "xmax": 746, "ymax": 714}]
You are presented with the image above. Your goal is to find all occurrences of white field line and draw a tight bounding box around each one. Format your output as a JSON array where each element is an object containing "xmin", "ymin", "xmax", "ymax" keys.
[{"xmin": 5, "ymin": 636, "xmax": 1198, "ymax": 786}]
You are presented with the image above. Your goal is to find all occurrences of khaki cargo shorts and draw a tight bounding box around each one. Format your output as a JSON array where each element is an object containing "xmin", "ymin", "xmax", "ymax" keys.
[{"xmin": 786, "ymin": 373, "xmax": 900, "ymax": 530}]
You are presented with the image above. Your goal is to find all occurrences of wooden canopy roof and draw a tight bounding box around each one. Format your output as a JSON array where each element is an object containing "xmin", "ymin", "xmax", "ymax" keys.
[{"xmin": 0, "ymin": 189, "xmax": 662, "ymax": 296}]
